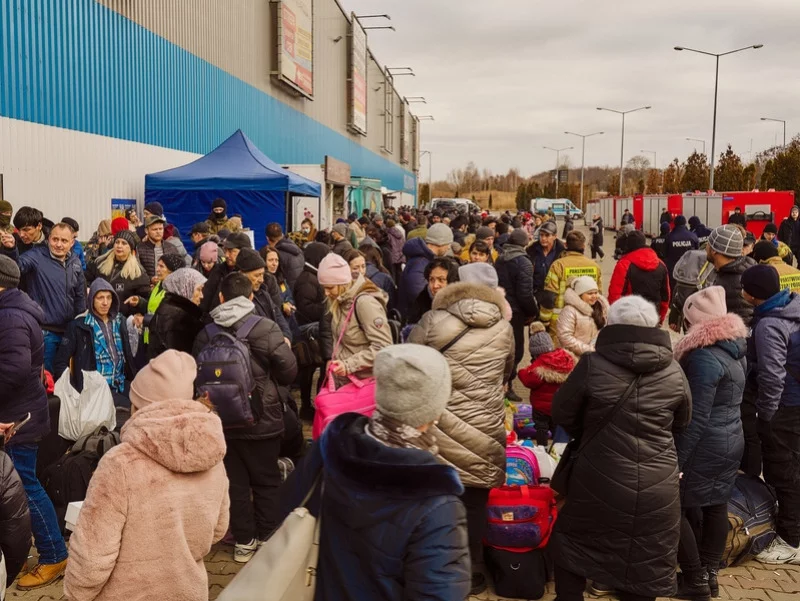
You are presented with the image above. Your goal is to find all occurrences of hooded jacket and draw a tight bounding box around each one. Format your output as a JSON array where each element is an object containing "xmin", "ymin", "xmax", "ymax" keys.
[
  {"xmin": 252, "ymin": 274, "xmax": 292, "ymax": 341},
  {"xmin": 550, "ymin": 325, "xmax": 691, "ymax": 598},
  {"xmin": 408, "ymin": 282, "xmax": 515, "ymax": 489},
  {"xmin": 673, "ymin": 314, "xmax": 747, "ymax": 508},
  {"xmin": 399, "ymin": 237, "xmax": 435, "ymax": 318},
  {"xmin": 273, "ymin": 238, "xmax": 305, "ymax": 290},
  {"xmin": 712, "ymin": 256, "xmax": 756, "ymax": 326},
  {"xmin": 86, "ymin": 250, "xmax": 152, "ymax": 314},
  {"xmin": 64, "ymin": 400, "xmax": 229, "ymax": 601},
  {"xmin": 0, "ymin": 288, "xmax": 50, "ymax": 445},
  {"xmin": 147, "ymin": 292, "xmax": 204, "ymax": 359},
  {"xmin": 518, "ymin": 349, "xmax": 576, "ymax": 416},
  {"xmin": 495, "ymin": 243, "xmax": 538, "ymax": 318},
  {"xmin": 779, "ymin": 214, "xmax": 800, "ymax": 249},
  {"xmin": 294, "ymin": 243, "xmax": 329, "ymax": 326},
  {"xmin": 608, "ymin": 247, "xmax": 670, "ymax": 323},
  {"xmin": 665, "ymin": 225, "xmax": 699, "ymax": 284},
  {"xmin": 688, "ymin": 217, "xmax": 713, "ymax": 247},
  {"xmin": 280, "ymin": 413, "xmax": 469, "ymax": 601},
  {"xmin": 650, "ymin": 223, "xmax": 671, "ymax": 261},
  {"xmin": 590, "ymin": 217, "xmax": 604, "ymax": 247},
  {"xmin": 527, "ymin": 238, "xmax": 566, "ymax": 297},
  {"xmin": 366, "ymin": 262, "xmax": 396, "ymax": 312},
  {"xmin": 14, "ymin": 245, "xmax": 86, "ymax": 330},
  {"xmin": 54, "ymin": 279, "xmax": 138, "ymax": 393},
  {"xmin": 386, "ymin": 224, "xmax": 406, "ymax": 265},
  {"xmin": 556, "ymin": 287, "xmax": 609, "ymax": 356},
  {"xmin": 193, "ymin": 297, "xmax": 298, "ymax": 440},
  {"xmin": 331, "ymin": 237, "xmax": 354, "ymax": 257}
]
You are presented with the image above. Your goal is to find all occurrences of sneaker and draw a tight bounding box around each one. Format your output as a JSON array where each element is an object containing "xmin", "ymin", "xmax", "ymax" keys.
[
  {"xmin": 587, "ymin": 581, "xmax": 615, "ymax": 597},
  {"xmin": 756, "ymin": 536, "xmax": 800, "ymax": 564},
  {"xmin": 233, "ymin": 539, "xmax": 259, "ymax": 564},
  {"xmin": 17, "ymin": 559, "xmax": 68, "ymax": 590}
]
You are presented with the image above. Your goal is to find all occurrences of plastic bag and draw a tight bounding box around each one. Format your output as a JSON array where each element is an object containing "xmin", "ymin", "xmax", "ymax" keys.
[{"xmin": 55, "ymin": 369, "xmax": 116, "ymax": 441}]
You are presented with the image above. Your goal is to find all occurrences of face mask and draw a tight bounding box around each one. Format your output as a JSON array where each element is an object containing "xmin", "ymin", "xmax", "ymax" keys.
[{"xmin": 301, "ymin": 227, "xmax": 310, "ymax": 234}]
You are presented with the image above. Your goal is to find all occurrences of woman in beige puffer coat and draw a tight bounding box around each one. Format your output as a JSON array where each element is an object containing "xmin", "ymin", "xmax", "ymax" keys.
[
  {"xmin": 556, "ymin": 276, "xmax": 609, "ymax": 356},
  {"xmin": 408, "ymin": 280, "xmax": 514, "ymax": 589}
]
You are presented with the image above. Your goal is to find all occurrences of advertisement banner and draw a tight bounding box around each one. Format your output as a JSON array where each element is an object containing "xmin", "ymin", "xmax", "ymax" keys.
[
  {"xmin": 278, "ymin": 0, "xmax": 314, "ymax": 98},
  {"xmin": 349, "ymin": 14, "xmax": 367, "ymax": 135},
  {"xmin": 111, "ymin": 198, "xmax": 136, "ymax": 219}
]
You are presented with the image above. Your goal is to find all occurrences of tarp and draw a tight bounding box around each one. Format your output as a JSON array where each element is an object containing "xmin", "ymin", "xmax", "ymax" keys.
[{"xmin": 145, "ymin": 129, "xmax": 321, "ymax": 249}]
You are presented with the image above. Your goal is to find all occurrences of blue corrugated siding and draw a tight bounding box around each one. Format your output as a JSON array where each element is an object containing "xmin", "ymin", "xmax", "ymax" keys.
[{"xmin": 0, "ymin": 0, "xmax": 416, "ymax": 194}]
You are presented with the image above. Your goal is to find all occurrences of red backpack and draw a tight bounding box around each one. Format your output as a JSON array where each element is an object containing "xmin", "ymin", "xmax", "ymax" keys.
[{"xmin": 484, "ymin": 485, "xmax": 557, "ymax": 552}]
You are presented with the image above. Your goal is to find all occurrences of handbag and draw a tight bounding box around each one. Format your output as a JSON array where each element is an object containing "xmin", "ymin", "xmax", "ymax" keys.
[
  {"xmin": 550, "ymin": 374, "xmax": 641, "ymax": 496},
  {"xmin": 217, "ymin": 475, "xmax": 323, "ymax": 601},
  {"xmin": 312, "ymin": 299, "xmax": 377, "ymax": 439},
  {"xmin": 293, "ymin": 323, "xmax": 323, "ymax": 368}
]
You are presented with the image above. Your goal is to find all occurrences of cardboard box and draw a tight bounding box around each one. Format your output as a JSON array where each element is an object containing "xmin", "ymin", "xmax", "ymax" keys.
[{"xmin": 65, "ymin": 501, "xmax": 84, "ymax": 532}]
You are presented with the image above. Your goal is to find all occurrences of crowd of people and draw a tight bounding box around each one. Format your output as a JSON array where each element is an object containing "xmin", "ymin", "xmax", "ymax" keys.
[{"xmin": 0, "ymin": 195, "xmax": 798, "ymax": 601}]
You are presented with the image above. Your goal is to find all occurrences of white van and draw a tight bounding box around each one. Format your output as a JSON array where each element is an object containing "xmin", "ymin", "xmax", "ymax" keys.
[
  {"xmin": 430, "ymin": 198, "xmax": 481, "ymax": 214},
  {"xmin": 531, "ymin": 198, "xmax": 583, "ymax": 219}
]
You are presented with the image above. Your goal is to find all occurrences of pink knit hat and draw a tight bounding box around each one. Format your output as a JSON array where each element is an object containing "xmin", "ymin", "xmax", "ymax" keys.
[
  {"xmin": 199, "ymin": 240, "xmax": 218, "ymax": 263},
  {"xmin": 130, "ymin": 350, "xmax": 197, "ymax": 410},
  {"xmin": 318, "ymin": 253, "xmax": 353, "ymax": 286},
  {"xmin": 683, "ymin": 286, "xmax": 727, "ymax": 326}
]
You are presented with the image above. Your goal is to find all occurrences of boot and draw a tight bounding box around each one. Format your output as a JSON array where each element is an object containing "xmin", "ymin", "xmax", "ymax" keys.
[
  {"xmin": 587, "ymin": 581, "xmax": 615, "ymax": 597},
  {"xmin": 676, "ymin": 569, "xmax": 711, "ymax": 601},
  {"xmin": 17, "ymin": 559, "xmax": 68, "ymax": 590},
  {"xmin": 470, "ymin": 572, "xmax": 487, "ymax": 596},
  {"xmin": 707, "ymin": 567, "xmax": 720, "ymax": 598}
]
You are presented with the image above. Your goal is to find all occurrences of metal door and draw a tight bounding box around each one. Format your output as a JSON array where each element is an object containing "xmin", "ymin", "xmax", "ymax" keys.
[
  {"xmin": 615, "ymin": 197, "xmax": 633, "ymax": 228},
  {"xmin": 706, "ymin": 196, "xmax": 723, "ymax": 228}
]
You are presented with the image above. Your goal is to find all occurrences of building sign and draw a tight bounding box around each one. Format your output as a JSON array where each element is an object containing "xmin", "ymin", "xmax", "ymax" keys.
[
  {"xmin": 348, "ymin": 14, "xmax": 367, "ymax": 135},
  {"xmin": 325, "ymin": 156, "xmax": 351, "ymax": 186},
  {"xmin": 111, "ymin": 198, "xmax": 136, "ymax": 219},
  {"xmin": 277, "ymin": 0, "xmax": 314, "ymax": 98}
]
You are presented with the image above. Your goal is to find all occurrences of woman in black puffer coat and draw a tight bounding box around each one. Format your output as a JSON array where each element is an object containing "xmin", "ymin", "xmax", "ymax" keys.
[
  {"xmin": 0, "ymin": 449, "xmax": 31, "ymax": 588},
  {"xmin": 673, "ymin": 286, "xmax": 746, "ymax": 598},
  {"xmin": 551, "ymin": 295, "xmax": 691, "ymax": 601}
]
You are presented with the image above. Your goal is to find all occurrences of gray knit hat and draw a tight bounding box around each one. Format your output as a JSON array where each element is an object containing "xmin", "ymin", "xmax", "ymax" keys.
[
  {"xmin": 458, "ymin": 263, "xmax": 498, "ymax": 288},
  {"xmin": 708, "ymin": 225, "xmax": 744, "ymax": 258},
  {"xmin": 425, "ymin": 223, "xmax": 454, "ymax": 246},
  {"xmin": 332, "ymin": 223, "xmax": 348, "ymax": 237},
  {"xmin": 0, "ymin": 255, "xmax": 20, "ymax": 289},
  {"xmin": 529, "ymin": 321, "xmax": 554, "ymax": 359},
  {"xmin": 373, "ymin": 344, "xmax": 451, "ymax": 428}
]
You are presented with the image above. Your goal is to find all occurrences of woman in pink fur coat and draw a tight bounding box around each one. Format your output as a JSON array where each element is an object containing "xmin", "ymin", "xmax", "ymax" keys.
[{"xmin": 63, "ymin": 350, "xmax": 229, "ymax": 601}]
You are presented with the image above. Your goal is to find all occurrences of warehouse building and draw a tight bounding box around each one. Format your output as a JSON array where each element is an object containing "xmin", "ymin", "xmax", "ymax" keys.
[{"xmin": 0, "ymin": 0, "xmax": 420, "ymax": 236}]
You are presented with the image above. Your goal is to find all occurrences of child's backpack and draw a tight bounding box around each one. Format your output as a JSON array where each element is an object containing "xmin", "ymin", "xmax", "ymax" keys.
[
  {"xmin": 722, "ymin": 474, "xmax": 778, "ymax": 566},
  {"xmin": 513, "ymin": 404, "xmax": 537, "ymax": 439},
  {"xmin": 195, "ymin": 316, "xmax": 261, "ymax": 428},
  {"xmin": 484, "ymin": 484, "xmax": 557, "ymax": 551},
  {"xmin": 506, "ymin": 443, "xmax": 541, "ymax": 486}
]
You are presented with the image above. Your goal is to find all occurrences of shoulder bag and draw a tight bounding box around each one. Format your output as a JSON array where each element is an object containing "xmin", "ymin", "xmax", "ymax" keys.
[{"xmin": 550, "ymin": 374, "xmax": 641, "ymax": 496}]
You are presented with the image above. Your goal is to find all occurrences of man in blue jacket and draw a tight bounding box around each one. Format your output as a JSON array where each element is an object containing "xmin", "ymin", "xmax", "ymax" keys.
[
  {"xmin": 527, "ymin": 220, "xmax": 565, "ymax": 298},
  {"xmin": 3, "ymin": 222, "xmax": 86, "ymax": 373},
  {"xmin": 688, "ymin": 216, "xmax": 712, "ymax": 247},
  {"xmin": 742, "ymin": 265, "xmax": 800, "ymax": 564},
  {"xmin": 398, "ymin": 223, "xmax": 453, "ymax": 319},
  {"xmin": 665, "ymin": 215, "xmax": 699, "ymax": 289}
]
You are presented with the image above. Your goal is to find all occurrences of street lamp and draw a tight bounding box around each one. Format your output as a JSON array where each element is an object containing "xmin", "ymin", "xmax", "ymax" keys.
[
  {"xmin": 420, "ymin": 151, "xmax": 433, "ymax": 204},
  {"xmin": 597, "ymin": 106, "xmax": 652, "ymax": 196},
  {"xmin": 686, "ymin": 137, "xmax": 707, "ymax": 154},
  {"xmin": 543, "ymin": 146, "xmax": 573, "ymax": 197},
  {"xmin": 565, "ymin": 131, "xmax": 604, "ymax": 210},
  {"xmin": 761, "ymin": 117, "xmax": 787, "ymax": 148},
  {"xmin": 674, "ymin": 44, "xmax": 764, "ymax": 189}
]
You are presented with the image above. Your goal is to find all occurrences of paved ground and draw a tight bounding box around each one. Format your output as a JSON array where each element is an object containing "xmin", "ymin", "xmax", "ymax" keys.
[{"xmin": 7, "ymin": 223, "xmax": 784, "ymax": 600}]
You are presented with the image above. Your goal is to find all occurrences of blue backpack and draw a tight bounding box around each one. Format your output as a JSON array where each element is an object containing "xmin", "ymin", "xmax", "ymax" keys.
[{"xmin": 195, "ymin": 316, "xmax": 261, "ymax": 428}]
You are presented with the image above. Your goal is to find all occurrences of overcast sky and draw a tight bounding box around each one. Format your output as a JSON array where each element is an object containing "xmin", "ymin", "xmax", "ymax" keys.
[{"xmin": 343, "ymin": 0, "xmax": 800, "ymax": 182}]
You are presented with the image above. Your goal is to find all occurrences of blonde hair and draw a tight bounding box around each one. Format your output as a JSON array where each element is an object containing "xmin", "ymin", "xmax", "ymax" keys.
[{"xmin": 97, "ymin": 248, "xmax": 144, "ymax": 280}]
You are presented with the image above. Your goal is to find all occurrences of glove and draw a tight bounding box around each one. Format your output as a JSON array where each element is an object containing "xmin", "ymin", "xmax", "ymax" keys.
[{"xmin": 757, "ymin": 418, "xmax": 772, "ymax": 442}]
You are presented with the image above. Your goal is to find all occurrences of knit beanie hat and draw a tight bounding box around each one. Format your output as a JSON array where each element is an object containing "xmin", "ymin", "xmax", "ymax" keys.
[
  {"xmin": 688, "ymin": 216, "xmax": 701, "ymax": 228},
  {"xmin": 425, "ymin": 223, "xmax": 454, "ymax": 246},
  {"xmin": 529, "ymin": 321, "xmax": 554, "ymax": 359},
  {"xmin": 235, "ymin": 248, "xmax": 266, "ymax": 272},
  {"xmin": 318, "ymin": 253, "xmax": 353, "ymax": 286},
  {"xmin": 753, "ymin": 240, "xmax": 779, "ymax": 263},
  {"xmin": 741, "ymin": 264, "xmax": 781, "ymax": 300},
  {"xmin": 660, "ymin": 222, "xmax": 671, "ymax": 235},
  {"xmin": 114, "ymin": 229, "xmax": 138, "ymax": 251},
  {"xmin": 624, "ymin": 230, "xmax": 647, "ymax": 253},
  {"xmin": 674, "ymin": 215, "xmax": 687, "ymax": 227},
  {"xmin": 0, "ymin": 200, "xmax": 12, "ymax": 213},
  {"xmin": 130, "ymin": 350, "xmax": 196, "ymax": 409},
  {"xmin": 144, "ymin": 201, "xmax": 164, "ymax": 216},
  {"xmin": 111, "ymin": 217, "xmax": 130, "ymax": 236},
  {"xmin": 159, "ymin": 253, "xmax": 185, "ymax": 274},
  {"xmin": 475, "ymin": 226, "xmax": 494, "ymax": 240},
  {"xmin": 683, "ymin": 286, "xmax": 727, "ymax": 326},
  {"xmin": 607, "ymin": 295, "xmax": 659, "ymax": 328},
  {"xmin": 199, "ymin": 240, "xmax": 219, "ymax": 263},
  {"xmin": 163, "ymin": 268, "xmax": 207, "ymax": 301},
  {"xmin": 332, "ymin": 223, "xmax": 349, "ymax": 237},
  {"xmin": 571, "ymin": 275, "xmax": 599, "ymax": 296},
  {"xmin": 458, "ymin": 263, "xmax": 499, "ymax": 288},
  {"xmin": 708, "ymin": 225, "xmax": 744, "ymax": 258},
  {"xmin": 373, "ymin": 344, "xmax": 451, "ymax": 428},
  {"xmin": 763, "ymin": 223, "xmax": 778, "ymax": 235},
  {"xmin": 509, "ymin": 229, "xmax": 529, "ymax": 247},
  {"xmin": 96, "ymin": 219, "xmax": 112, "ymax": 237},
  {"xmin": 212, "ymin": 198, "xmax": 227, "ymax": 211},
  {"xmin": 0, "ymin": 255, "xmax": 21, "ymax": 289}
]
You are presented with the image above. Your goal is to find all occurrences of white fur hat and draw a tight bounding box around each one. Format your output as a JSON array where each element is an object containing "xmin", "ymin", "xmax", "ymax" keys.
[{"xmin": 607, "ymin": 295, "xmax": 659, "ymax": 328}]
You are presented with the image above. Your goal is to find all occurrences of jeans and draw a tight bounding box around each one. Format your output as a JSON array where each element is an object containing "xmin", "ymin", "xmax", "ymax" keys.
[
  {"xmin": 678, "ymin": 504, "xmax": 729, "ymax": 573},
  {"xmin": 461, "ymin": 487, "xmax": 490, "ymax": 571},
  {"xmin": 42, "ymin": 331, "xmax": 62, "ymax": 375},
  {"xmin": 7, "ymin": 444, "xmax": 68, "ymax": 564},
  {"xmin": 554, "ymin": 563, "xmax": 655, "ymax": 601}
]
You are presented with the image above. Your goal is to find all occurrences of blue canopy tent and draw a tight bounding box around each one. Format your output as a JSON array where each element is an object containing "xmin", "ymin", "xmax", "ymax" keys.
[{"xmin": 145, "ymin": 129, "xmax": 321, "ymax": 249}]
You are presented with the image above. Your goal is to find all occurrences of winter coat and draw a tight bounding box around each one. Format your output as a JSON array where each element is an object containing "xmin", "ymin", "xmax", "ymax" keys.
[
  {"xmin": 198, "ymin": 262, "xmax": 235, "ymax": 315},
  {"xmin": 86, "ymin": 252, "xmax": 152, "ymax": 315},
  {"xmin": 331, "ymin": 238, "xmax": 354, "ymax": 257},
  {"xmin": 205, "ymin": 215, "xmax": 242, "ymax": 235},
  {"xmin": 53, "ymin": 280, "xmax": 138, "ymax": 393},
  {"xmin": 366, "ymin": 263, "xmax": 396, "ymax": 312},
  {"xmin": 550, "ymin": 324, "xmax": 691, "ymax": 598},
  {"xmin": 763, "ymin": 255, "xmax": 800, "ymax": 293},
  {"xmin": 294, "ymin": 249, "xmax": 328, "ymax": 326},
  {"xmin": 667, "ymin": 250, "xmax": 715, "ymax": 330},
  {"xmin": 64, "ymin": 399, "xmax": 228, "ymax": 601},
  {"xmin": 527, "ymin": 238, "xmax": 566, "ymax": 297},
  {"xmin": 495, "ymin": 244, "xmax": 538, "ymax": 318},
  {"xmin": 562, "ymin": 218, "xmax": 575, "ymax": 239},
  {"xmin": 690, "ymin": 222, "xmax": 712, "ymax": 247},
  {"xmin": 0, "ymin": 289, "xmax": 50, "ymax": 445},
  {"xmin": 274, "ymin": 238, "xmax": 305, "ymax": 290},
  {"xmin": 650, "ymin": 235, "xmax": 667, "ymax": 261},
  {"xmin": 518, "ymin": 349, "xmax": 576, "ymax": 417},
  {"xmin": 620, "ymin": 212, "xmax": 634, "ymax": 226},
  {"xmin": 779, "ymin": 216, "xmax": 800, "ymax": 250},
  {"xmin": 608, "ymin": 247, "xmax": 671, "ymax": 323},
  {"xmin": 711, "ymin": 256, "xmax": 756, "ymax": 326},
  {"xmin": 660, "ymin": 211, "xmax": 672, "ymax": 224},
  {"xmin": 0, "ymin": 451, "xmax": 31, "ymax": 587},
  {"xmin": 280, "ymin": 413, "xmax": 470, "ymax": 601},
  {"xmin": 136, "ymin": 239, "xmax": 180, "ymax": 280},
  {"xmin": 386, "ymin": 225, "xmax": 405, "ymax": 265},
  {"xmin": 665, "ymin": 225, "xmax": 699, "ymax": 284},
  {"xmin": 252, "ymin": 278, "xmax": 292, "ymax": 341},
  {"xmin": 193, "ymin": 298, "xmax": 298, "ymax": 440},
  {"xmin": 540, "ymin": 251, "xmax": 602, "ymax": 337},
  {"xmin": 408, "ymin": 282, "xmax": 515, "ymax": 488},
  {"xmin": 321, "ymin": 278, "xmax": 392, "ymax": 378},
  {"xmin": 348, "ymin": 221, "xmax": 366, "ymax": 245},
  {"xmin": 590, "ymin": 218, "xmax": 604, "ymax": 247},
  {"xmin": 14, "ymin": 245, "xmax": 86, "ymax": 330},
  {"xmin": 398, "ymin": 237, "xmax": 435, "ymax": 318},
  {"xmin": 147, "ymin": 293, "xmax": 204, "ymax": 359},
  {"xmin": 164, "ymin": 235, "xmax": 193, "ymax": 268},
  {"xmin": 673, "ymin": 314, "xmax": 747, "ymax": 508},
  {"xmin": 556, "ymin": 288, "xmax": 609, "ymax": 356}
]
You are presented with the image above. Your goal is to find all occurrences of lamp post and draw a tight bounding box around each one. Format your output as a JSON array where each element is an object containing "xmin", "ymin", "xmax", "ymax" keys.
[
  {"xmin": 686, "ymin": 137, "xmax": 707, "ymax": 154},
  {"xmin": 565, "ymin": 131, "xmax": 604, "ymax": 210},
  {"xmin": 674, "ymin": 44, "xmax": 764, "ymax": 189},
  {"xmin": 597, "ymin": 106, "xmax": 652, "ymax": 196},
  {"xmin": 420, "ymin": 150, "xmax": 433, "ymax": 204},
  {"xmin": 543, "ymin": 146, "xmax": 573, "ymax": 197},
  {"xmin": 761, "ymin": 117, "xmax": 787, "ymax": 148}
]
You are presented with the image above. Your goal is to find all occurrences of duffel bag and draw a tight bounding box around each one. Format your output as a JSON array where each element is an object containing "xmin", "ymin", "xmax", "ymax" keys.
[
  {"xmin": 723, "ymin": 474, "xmax": 777, "ymax": 566},
  {"xmin": 484, "ymin": 484, "xmax": 557, "ymax": 551},
  {"xmin": 484, "ymin": 547, "xmax": 546, "ymax": 600}
]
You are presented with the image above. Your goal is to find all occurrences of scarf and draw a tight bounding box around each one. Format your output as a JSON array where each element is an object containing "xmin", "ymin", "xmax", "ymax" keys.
[
  {"xmin": 85, "ymin": 313, "xmax": 126, "ymax": 393},
  {"xmin": 366, "ymin": 410, "xmax": 439, "ymax": 455}
]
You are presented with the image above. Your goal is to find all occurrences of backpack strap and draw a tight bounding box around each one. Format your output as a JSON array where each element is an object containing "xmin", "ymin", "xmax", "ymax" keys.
[
  {"xmin": 332, "ymin": 299, "xmax": 359, "ymax": 360},
  {"xmin": 234, "ymin": 315, "xmax": 262, "ymax": 341}
]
